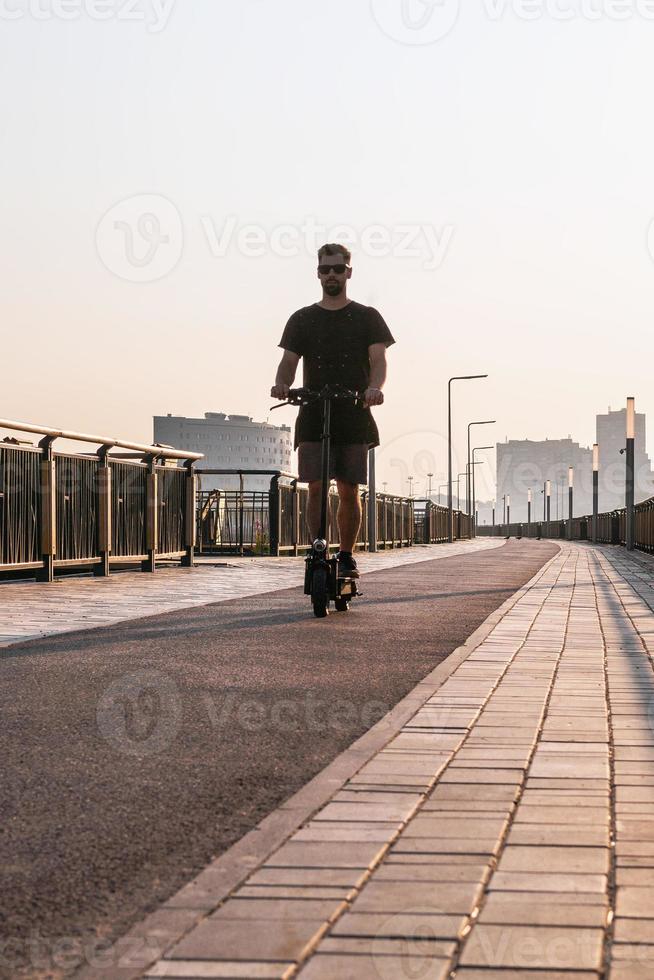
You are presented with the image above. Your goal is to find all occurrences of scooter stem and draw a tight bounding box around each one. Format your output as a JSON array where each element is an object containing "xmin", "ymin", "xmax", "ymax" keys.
[{"xmin": 319, "ymin": 394, "xmax": 331, "ymax": 543}]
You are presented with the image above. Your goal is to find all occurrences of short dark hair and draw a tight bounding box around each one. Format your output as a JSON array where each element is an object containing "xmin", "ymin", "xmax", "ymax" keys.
[{"xmin": 318, "ymin": 242, "xmax": 351, "ymax": 265}]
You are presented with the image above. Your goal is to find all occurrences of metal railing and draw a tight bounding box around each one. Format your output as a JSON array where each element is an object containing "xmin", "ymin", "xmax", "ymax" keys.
[
  {"xmin": 196, "ymin": 473, "xmax": 471, "ymax": 556},
  {"xmin": 196, "ymin": 471, "xmax": 416, "ymax": 555},
  {"xmin": 0, "ymin": 418, "xmax": 202, "ymax": 580},
  {"xmin": 476, "ymin": 495, "xmax": 654, "ymax": 554}
]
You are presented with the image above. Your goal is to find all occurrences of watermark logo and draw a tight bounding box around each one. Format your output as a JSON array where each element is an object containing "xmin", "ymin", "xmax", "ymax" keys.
[
  {"xmin": 376, "ymin": 428, "xmax": 451, "ymax": 500},
  {"xmin": 371, "ymin": 905, "xmax": 449, "ymax": 978},
  {"xmin": 371, "ymin": 0, "xmax": 461, "ymax": 45},
  {"xmin": 0, "ymin": 0, "xmax": 177, "ymax": 32},
  {"xmin": 95, "ymin": 194, "xmax": 183, "ymax": 283},
  {"xmin": 97, "ymin": 669, "xmax": 182, "ymax": 756}
]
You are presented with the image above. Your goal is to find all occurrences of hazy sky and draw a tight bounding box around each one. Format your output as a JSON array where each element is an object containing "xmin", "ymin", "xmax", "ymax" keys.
[{"xmin": 2, "ymin": 0, "xmax": 654, "ymax": 498}]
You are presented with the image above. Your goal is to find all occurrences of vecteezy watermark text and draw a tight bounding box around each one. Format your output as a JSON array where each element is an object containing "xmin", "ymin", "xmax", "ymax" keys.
[
  {"xmin": 372, "ymin": 0, "xmax": 654, "ymax": 46},
  {"xmin": 95, "ymin": 193, "xmax": 455, "ymax": 283},
  {"xmin": 200, "ymin": 214, "xmax": 453, "ymax": 270},
  {"xmin": 0, "ymin": 0, "xmax": 176, "ymax": 32}
]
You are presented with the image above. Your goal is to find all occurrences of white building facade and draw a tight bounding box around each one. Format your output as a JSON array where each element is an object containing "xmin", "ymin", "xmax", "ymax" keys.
[{"xmin": 154, "ymin": 413, "xmax": 294, "ymax": 492}]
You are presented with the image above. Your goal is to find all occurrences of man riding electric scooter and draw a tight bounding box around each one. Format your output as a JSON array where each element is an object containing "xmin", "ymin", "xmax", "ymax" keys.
[{"xmin": 271, "ymin": 243, "xmax": 395, "ymax": 588}]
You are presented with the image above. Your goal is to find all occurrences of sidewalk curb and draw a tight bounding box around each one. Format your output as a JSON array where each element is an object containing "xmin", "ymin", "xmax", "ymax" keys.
[{"xmin": 74, "ymin": 541, "xmax": 561, "ymax": 980}]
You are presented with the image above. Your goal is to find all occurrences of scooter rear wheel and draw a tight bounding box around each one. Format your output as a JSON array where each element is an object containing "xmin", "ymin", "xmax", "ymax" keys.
[
  {"xmin": 311, "ymin": 566, "xmax": 329, "ymax": 618},
  {"xmin": 334, "ymin": 597, "xmax": 349, "ymax": 612}
]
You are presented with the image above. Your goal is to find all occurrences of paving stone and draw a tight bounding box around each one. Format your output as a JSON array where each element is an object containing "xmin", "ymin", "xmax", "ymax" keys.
[
  {"xmin": 318, "ymin": 935, "xmax": 455, "ymax": 957},
  {"xmin": 145, "ymin": 964, "xmax": 289, "ymax": 978},
  {"xmin": 299, "ymin": 952, "xmax": 451, "ymax": 979},
  {"xmin": 611, "ymin": 943, "xmax": 654, "ymax": 960},
  {"xmin": 498, "ymin": 845, "xmax": 610, "ymax": 875},
  {"xmin": 391, "ymin": 837, "xmax": 500, "ymax": 856},
  {"xmin": 403, "ymin": 817, "xmax": 508, "ymax": 839},
  {"xmin": 293, "ymin": 824, "xmax": 398, "ymax": 843},
  {"xmin": 208, "ymin": 898, "xmax": 342, "ymax": 921},
  {"xmin": 608, "ymin": 964, "xmax": 654, "ymax": 979},
  {"xmin": 505, "ymin": 825, "xmax": 609, "ymax": 847},
  {"xmin": 478, "ymin": 891, "xmax": 608, "ymax": 927},
  {"xmin": 513, "ymin": 806, "xmax": 608, "ymax": 825},
  {"xmin": 613, "ymin": 917, "xmax": 654, "ymax": 942},
  {"xmin": 330, "ymin": 910, "xmax": 465, "ymax": 939},
  {"xmin": 168, "ymin": 917, "xmax": 327, "ymax": 961},
  {"xmin": 266, "ymin": 841, "xmax": 385, "ymax": 869},
  {"xmin": 616, "ymin": 886, "xmax": 654, "ymax": 917},
  {"xmin": 489, "ymin": 872, "xmax": 607, "ymax": 893},
  {"xmin": 455, "ymin": 971, "xmax": 597, "ymax": 979},
  {"xmin": 248, "ymin": 868, "xmax": 366, "ymax": 888},
  {"xmin": 350, "ymin": 879, "xmax": 482, "ymax": 914},
  {"xmin": 373, "ymin": 863, "xmax": 489, "ymax": 883},
  {"xmin": 459, "ymin": 923, "xmax": 605, "ymax": 969}
]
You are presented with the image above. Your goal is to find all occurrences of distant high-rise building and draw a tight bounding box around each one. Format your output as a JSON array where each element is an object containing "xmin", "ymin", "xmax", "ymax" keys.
[
  {"xmin": 496, "ymin": 438, "xmax": 592, "ymax": 523},
  {"xmin": 154, "ymin": 413, "xmax": 293, "ymax": 492},
  {"xmin": 596, "ymin": 407, "xmax": 654, "ymax": 511}
]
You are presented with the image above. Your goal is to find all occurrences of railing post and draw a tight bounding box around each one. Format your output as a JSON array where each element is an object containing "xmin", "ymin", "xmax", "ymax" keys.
[
  {"xmin": 37, "ymin": 436, "xmax": 56, "ymax": 582},
  {"xmin": 367, "ymin": 447, "xmax": 378, "ymax": 553},
  {"xmin": 269, "ymin": 475, "xmax": 280, "ymax": 556},
  {"xmin": 143, "ymin": 454, "xmax": 158, "ymax": 572},
  {"xmin": 292, "ymin": 479, "xmax": 300, "ymax": 557},
  {"xmin": 95, "ymin": 445, "xmax": 111, "ymax": 577},
  {"xmin": 182, "ymin": 460, "xmax": 196, "ymax": 567},
  {"xmin": 360, "ymin": 488, "xmax": 368, "ymax": 551}
]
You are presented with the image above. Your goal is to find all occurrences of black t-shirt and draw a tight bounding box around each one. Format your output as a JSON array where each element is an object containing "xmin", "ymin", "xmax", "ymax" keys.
[{"xmin": 278, "ymin": 301, "xmax": 395, "ymax": 448}]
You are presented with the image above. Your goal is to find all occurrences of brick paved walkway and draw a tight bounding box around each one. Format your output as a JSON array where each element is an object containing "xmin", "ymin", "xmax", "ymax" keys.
[
  {"xmin": 0, "ymin": 540, "xmax": 502, "ymax": 647},
  {"xmin": 137, "ymin": 543, "xmax": 654, "ymax": 980}
]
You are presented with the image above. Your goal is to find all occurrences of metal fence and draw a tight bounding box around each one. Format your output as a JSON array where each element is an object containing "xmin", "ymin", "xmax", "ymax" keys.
[
  {"xmin": 476, "ymin": 495, "xmax": 654, "ymax": 554},
  {"xmin": 0, "ymin": 419, "xmax": 202, "ymax": 580},
  {"xmin": 196, "ymin": 472, "xmax": 470, "ymax": 556}
]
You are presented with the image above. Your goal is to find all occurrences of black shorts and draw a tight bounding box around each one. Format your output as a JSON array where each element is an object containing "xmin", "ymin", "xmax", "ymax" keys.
[{"xmin": 298, "ymin": 442, "xmax": 368, "ymax": 486}]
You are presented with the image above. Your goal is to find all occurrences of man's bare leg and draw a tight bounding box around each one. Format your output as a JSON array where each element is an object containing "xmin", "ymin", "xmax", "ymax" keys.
[
  {"xmin": 306, "ymin": 480, "xmax": 361, "ymax": 551},
  {"xmin": 335, "ymin": 480, "xmax": 361, "ymax": 553},
  {"xmin": 307, "ymin": 480, "xmax": 322, "ymax": 540}
]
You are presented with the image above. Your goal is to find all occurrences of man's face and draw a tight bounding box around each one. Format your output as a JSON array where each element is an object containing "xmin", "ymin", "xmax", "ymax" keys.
[{"xmin": 317, "ymin": 253, "xmax": 352, "ymax": 296}]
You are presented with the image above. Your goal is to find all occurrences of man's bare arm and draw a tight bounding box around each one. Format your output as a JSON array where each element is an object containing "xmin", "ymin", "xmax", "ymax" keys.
[
  {"xmin": 365, "ymin": 343, "xmax": 388, "ymax": 406},
  {"xmin": 271, "ymin": 349, "xmax": 300, "ymax": 399}
]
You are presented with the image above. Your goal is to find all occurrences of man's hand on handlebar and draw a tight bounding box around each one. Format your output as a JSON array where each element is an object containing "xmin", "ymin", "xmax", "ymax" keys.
[
  {"xmin": 271, "ymin": 384, "xmax": 290, "ymax": 399},
  {"xmin": 364, "ymin": 387, "xmax": 384, "ymax": 408}
]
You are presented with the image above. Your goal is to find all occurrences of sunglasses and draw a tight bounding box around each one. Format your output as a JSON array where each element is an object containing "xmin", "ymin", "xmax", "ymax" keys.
[{"xmin": 318, "ymin": 264, "xmax": 349, "ymax": 275}]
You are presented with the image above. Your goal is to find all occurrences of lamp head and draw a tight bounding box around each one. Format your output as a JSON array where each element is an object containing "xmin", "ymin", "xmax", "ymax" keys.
[{"xmin": 627, "ymin": 397, "xmax": 636, "ymax": 440}]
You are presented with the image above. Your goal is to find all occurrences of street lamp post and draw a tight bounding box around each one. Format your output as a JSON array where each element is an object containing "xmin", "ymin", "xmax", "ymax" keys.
[
  {"xmin": 467, "ymin": 420, "xmax": 496, "ymax": 519},
  {"xmin": 492, "ymin": 499, "xmax": 496, "ymax": 529},
  {"xmin": 448, "ymin": 375, "xmax": 488, "ymax": 543},
  {"xmin": 427, "ymin": 472, "xmax": 434, "ymax": 499},
  {"xmin": 626, "ymin": 397, "xmax": 635, "ymax": 551},
  {"xmin": 506, "ymin": 494, "xmax": 511, "ymax": 527},
  {"xmin": 457, "ymin": 472, "xmax": 468, "ymax": 511},
  {"xmin": 568, "ymin": 466, "xmax": 574, "ymax": 540},
  {"xmin": 503, "ymin": 493, "xmax": 507, "ymax": 525},
  {"xmin": 408, "ymin": 475, "xmax": 414, "ymax": 499},
  {"xmin": 546, "ymin": 479, "xmax": 551, "ymax": 524},
  {"xmin": 471, "ymin": 447, "xmax": 493, "ymax": 533},
  {"xmin": 528, "ymin": 487, "xmax": 532, "ymax": 534},
  {"xmin": 592, "ymin": 443, "xmax": 599, "ymax": 544}
]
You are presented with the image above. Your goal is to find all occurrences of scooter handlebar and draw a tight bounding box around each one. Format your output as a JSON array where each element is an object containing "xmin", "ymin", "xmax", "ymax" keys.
[{"xmin": 271, "ymin": 385, "xmax": 363, "ymax": 410}]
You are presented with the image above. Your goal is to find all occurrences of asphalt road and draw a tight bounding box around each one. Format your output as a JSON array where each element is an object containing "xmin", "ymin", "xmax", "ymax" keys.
[{"xmin": 0, "ymin": 539, "xmax": 558, "ymax": 979}]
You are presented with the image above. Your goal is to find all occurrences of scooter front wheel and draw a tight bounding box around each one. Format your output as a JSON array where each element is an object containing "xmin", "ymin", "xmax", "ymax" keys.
[{"xmin": 311, "ymin": 565, "xmax": 329, "ymax": 618}]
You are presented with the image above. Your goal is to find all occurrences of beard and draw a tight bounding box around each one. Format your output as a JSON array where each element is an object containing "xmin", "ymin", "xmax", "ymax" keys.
[{"xmin": 324, "ymin": 281, "xmax": 343, "ymax": 296}]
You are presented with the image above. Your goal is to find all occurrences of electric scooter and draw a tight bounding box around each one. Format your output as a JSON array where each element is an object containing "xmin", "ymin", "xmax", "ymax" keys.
[{"xmin": 272, "ymin": 384, "xmax": 364, "ymax": 618}]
